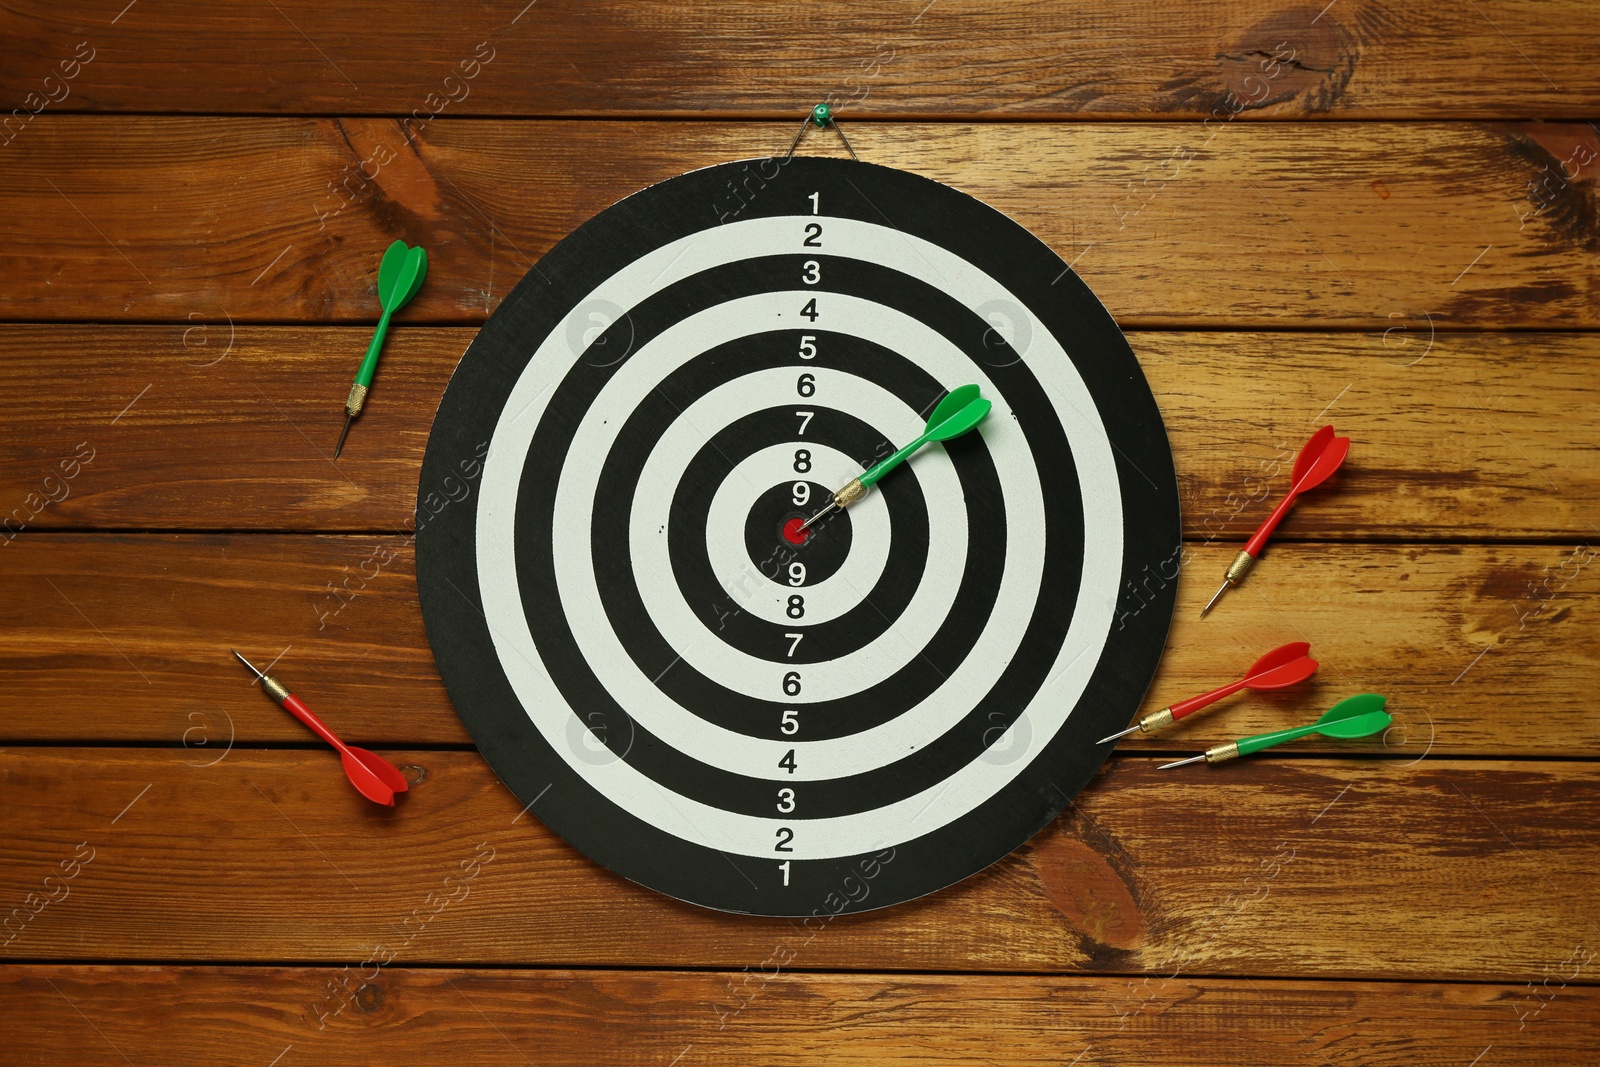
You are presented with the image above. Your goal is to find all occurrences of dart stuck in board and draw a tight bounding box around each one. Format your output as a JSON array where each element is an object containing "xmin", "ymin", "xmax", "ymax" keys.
[
  {"xmin": 794, "ymin": 383, "xmax": 992, "ymax": 538},
  {"xmin": 1202, "ymin": 424, "xmax": 1351, "ymax": 617}
]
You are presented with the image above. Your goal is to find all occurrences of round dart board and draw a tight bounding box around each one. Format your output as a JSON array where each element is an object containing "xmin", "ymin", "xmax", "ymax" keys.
[{"xmin": 416, "ymin": 156, "xmax": 1179, "ymax": 916}]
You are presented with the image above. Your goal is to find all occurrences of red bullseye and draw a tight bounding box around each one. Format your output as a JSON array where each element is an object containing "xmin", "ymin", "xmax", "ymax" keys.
[{"xmin": 781, "ymin": 517, "xmax": 809, "ymax": 545}]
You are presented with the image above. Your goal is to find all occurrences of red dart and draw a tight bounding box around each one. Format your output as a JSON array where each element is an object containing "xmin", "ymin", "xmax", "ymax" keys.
[
  {"xmin": 1202, "ymin": 425, "xmax": 1350, "ymax": 617},
  {"xmin": 232, "ymin": 649, "xmax": 409, "ymax": 807},
  {"xmin": 1098, "ymin": 641, "xmax": 1318, "ymax": 743}
]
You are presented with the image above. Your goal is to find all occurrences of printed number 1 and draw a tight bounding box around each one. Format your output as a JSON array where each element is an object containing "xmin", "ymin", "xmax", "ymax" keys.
[
  {"xmin": 808, "ymin": 191, "xmax": 820, "ymax": 215},
  {"xmin": 779, "ymin": 859, "xmax": 792, "ymax": 885}
]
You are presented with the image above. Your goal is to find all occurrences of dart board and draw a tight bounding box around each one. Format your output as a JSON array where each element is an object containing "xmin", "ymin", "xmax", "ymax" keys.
[{"xmin": 416, "ymin": 156, "xmax": 1179, "ymax": 916}]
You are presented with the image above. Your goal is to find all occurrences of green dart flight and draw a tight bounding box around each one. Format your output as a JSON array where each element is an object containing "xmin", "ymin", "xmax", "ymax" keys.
[
  {"xmin": 796, "ymin": 384, "xmax": 991, "ymax": 535},
  {"xmin": 1159, "ymin": 693, "xmax": 1392, "ymax": 769},
  {"xmin": 335, "ymin": 240, "xmax": 428, "ymax": 458}
]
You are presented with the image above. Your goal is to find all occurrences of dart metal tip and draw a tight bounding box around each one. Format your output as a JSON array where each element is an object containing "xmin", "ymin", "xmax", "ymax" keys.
[
  {"xmin": 795, "ymin": 502, "xmax": 837, "ymax": 536},
  {"xmin": 1200, "ymin": 578, "xmax": 1231, "ymax": 618},
  {"xmin": 1158, "ymin": 754, "xmax": 1208, "ymax": 770},
  {"xmin": 333, "ymin": 412, "xmax": 353, "ymax": 459},
  {"xmin": 231, "ymin": 649, "xmax": 265, "ymax": 678},
  {"xmin": 1097, "ymin": 723, "xmax": 1142, "ymax": 745}
]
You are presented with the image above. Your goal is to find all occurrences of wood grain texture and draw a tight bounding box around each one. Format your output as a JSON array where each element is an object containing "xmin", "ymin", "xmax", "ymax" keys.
[
  {"xmin": 2, "ymin": 0, "xmax": 1597, "ymax": 119},
  {"xmin": 2, "ymin": 326, "xmax": 1596, "ymax": 539},
  {"xmin": 1, "ymin": 748, "xmax": 1595, "ymax": 979},
  {"xmin": 4, "ymin": 965, "xmax": 1596, "ymax": 1066},
  {"xmin": 1, "ymin": 537, "xmax": 1590, "ymax": 755},
  {"xmin": 0, "ymin": 119, "xmax": 1595, "ymax": 327}
]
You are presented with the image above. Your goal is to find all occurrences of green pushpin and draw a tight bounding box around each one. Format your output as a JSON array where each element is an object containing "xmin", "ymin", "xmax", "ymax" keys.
[
  {"xmin": 796, "ymin": 384, "xmax": 991, "ymax": 536},
  {"xmin": 334, "ymin": 240, "xmax": 428, "ymax": 458},
  {"xmin": 1159, "ymin": 694, "xmax": 1392, "ymax": 769},
  {"xmin": 785, "ymin": 101, "xmax": 857, "ymax": 161}
]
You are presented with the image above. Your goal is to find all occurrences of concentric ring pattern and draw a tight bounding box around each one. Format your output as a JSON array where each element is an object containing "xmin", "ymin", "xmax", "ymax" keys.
[{"xmin": 417, "ymin": 157, "xmax": 1179, "ymax": 915}]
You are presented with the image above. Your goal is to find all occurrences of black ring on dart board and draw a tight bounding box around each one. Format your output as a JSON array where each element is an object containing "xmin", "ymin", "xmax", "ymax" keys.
[
  {"xmin": 528, "ymin": 308, "xmax": 1029, "ymax": 810},
  {"xmin": 582, "ymin": 254, "xmax": 1029, "ymax": 740},
  {"xmin": 540, "ymin": 261, "xmax": 1043, "ymax": 784},
  {"xmin": 591, "ymin": 366, "xmax": 1005, "ymax": 741},
  {"xmin": 662, "ymin": 406, "xmax": 936, "ymax": 663},
  {"xmin": 416, "ymin": 156, "xmax": 1180, "ymax": 916},
  {"xmin": 600, "ymin": 335, "xmax": 940, "ymax": 665}
]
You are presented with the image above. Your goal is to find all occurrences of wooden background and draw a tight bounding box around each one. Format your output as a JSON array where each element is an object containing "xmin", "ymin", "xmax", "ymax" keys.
[{"xmin": 2, "ymin": 2, "xmax": 1597, "ymax": 1063}]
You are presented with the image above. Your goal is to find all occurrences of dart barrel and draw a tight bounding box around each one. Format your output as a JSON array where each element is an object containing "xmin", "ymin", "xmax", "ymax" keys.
[
  {"xmin": 833, "ymin": 478, "xmax": 866, "ymax": 509},
  {"xmin": 1205, "ymin": 740, "xmax": 1241, "ymax": 764},
  {"xmin": 1140, "ymin": 707, "xmax": 1176, "ymax": 733},
  {"xmin": 345, "ymin": 382, "xmax": 368, "ymax": 418},
  {"xmin": 1224, "ymin": 549, "xmax": 1255, "ymax": 583}
]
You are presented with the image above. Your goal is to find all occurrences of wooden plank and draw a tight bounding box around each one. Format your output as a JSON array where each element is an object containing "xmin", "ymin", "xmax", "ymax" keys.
[
  {"xmin": 0, "ymin": 118, "xmax": 1595, "ymax": 327},
  {"xmin": 1, "ymin": 538, "xmax": 1591, "ymax": 756},
  {"xmin": 3, "ymin": 326, "xmax": 1596, "ymax": 539},
  {"xmin": 1, "ymin": 749, "xmax": 1594, "ymax": 979},
  {"xmin": 4, "ymin": 966, "xmax": 1596, "ymax": 1066},
  {"xmin": 2, "ymin": 1, "xmax": 1597, "ymax": 120}
]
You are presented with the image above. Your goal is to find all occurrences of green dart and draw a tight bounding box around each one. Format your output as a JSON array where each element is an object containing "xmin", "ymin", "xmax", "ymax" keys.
[
  {"xmin": 1158, "ymin": 693, "xmax": 1392, "ymax": 769},
  {"xmin": 795, "ymin": 384, "xmax": 991, "ymax": 536},
  {"xmin": 334, "ymin": 240, "xmax": 428, "ymax": 458}
]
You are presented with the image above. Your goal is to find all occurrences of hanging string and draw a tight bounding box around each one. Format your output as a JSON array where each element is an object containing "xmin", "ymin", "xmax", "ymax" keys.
[{"xmin": 784, "ymin": 102, "xmax": 858, "ymax": 162}]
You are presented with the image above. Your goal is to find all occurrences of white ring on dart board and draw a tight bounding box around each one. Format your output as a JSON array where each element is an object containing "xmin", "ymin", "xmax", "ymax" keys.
[
  {"xmin": 701, "ymin": 440, "xmax": 897, "ymax": 625},
  {"xmin": 620, "ymin": 356, "xmax": 972, "ymax": 700},
  {"xmin": 476, "ymin": 215, "xmax": 1122, "ymax": 859},
  {"xmin": 563, "ymin": 297, "xmax": 1023, "ymax": 722},
  {"xmin": 632, "ymin": 361, "xmax": 961, "ymax": 628},
  {"xmin": 627, "ymin": 375, "xmax": 966, "ymax": 700}
]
